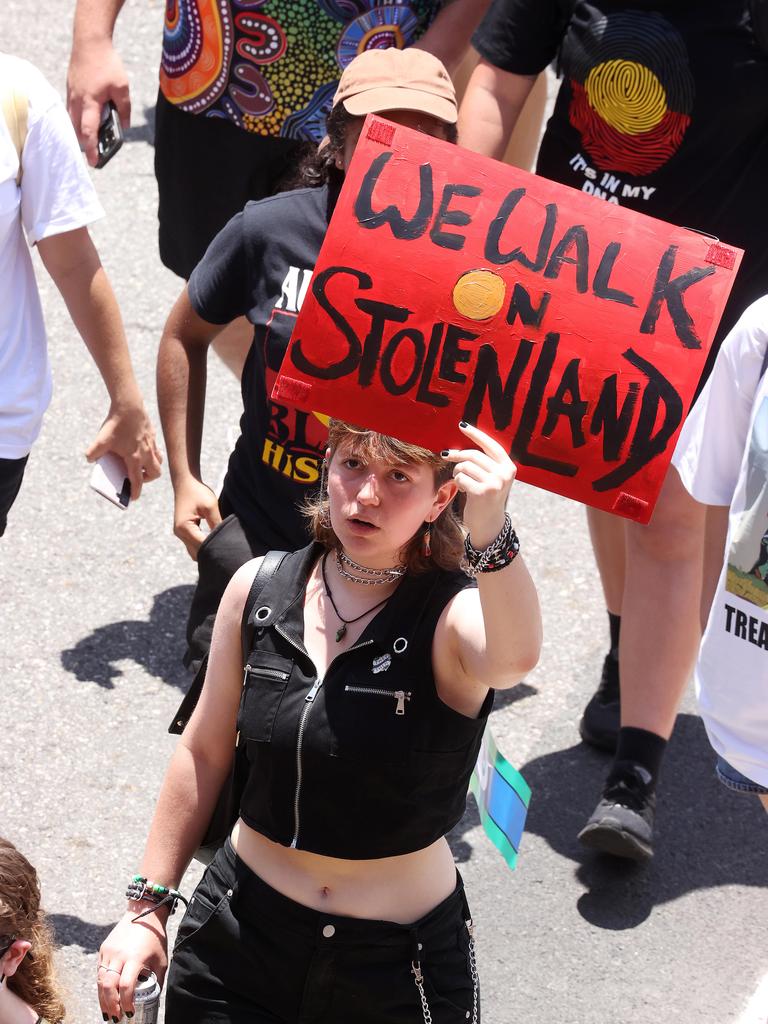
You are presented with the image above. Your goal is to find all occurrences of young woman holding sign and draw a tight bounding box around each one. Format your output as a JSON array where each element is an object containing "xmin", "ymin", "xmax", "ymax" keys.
[
  {"xmin": 156, "ymin": 46, "xmax": 461, "ymax": 691},
  {"xmin": 96, "ymin": 418, "xmax": 541, "ymax": 1023}
]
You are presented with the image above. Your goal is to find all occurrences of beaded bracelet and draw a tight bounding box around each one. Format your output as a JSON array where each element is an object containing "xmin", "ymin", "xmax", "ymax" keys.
[
  {"xmin": 463, "ymin": 513, "xmax": 520, "ymax": 577},
  {"xmin": 126, "ymin": 876, "xmax": 188, "ymax": 921}
]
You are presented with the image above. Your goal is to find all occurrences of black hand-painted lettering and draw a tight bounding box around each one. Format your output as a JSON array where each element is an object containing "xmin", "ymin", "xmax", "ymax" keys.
[
  {"xmin": 289, "ymin": 266, "xmax": 368, "ymax": 380},
  {"xmin": 355, "ymin": 297, "xmax": 411, "ymax": 386},
  {"xmin": 353, "ymin": 151, "xmax": 433, "ymax": 240},
  {"xmin": 639, "ymin": 245, "xmax": 716, "ymax": 348},
  {"xmin": 462, "ymin": 339, "xmax": 533, "ymax": 429},
  {"xmin": 593, "ymin": 241, "xmax": 636, "ymax": 306},
  {"xmin": 429, "ymin": 184, "xmax": 482, "ymax": 251},
  {"xmin": 589, "ymin": 375, "xmax": 640, "ymax": 461},
  {"xmin": 512, "ymin": 333, "xmax": 579, "ymax": 476},
  {"xmin": 379, "ymin": 328, "xmax": 425, "ymax": 395},
  {"xmin": 414, "ymin": 322, "xmax": 450, "ymax": 407},
  {"xmin": 543, "ymin": 225, "xmax": 589, "ymax": 294},
  {"xmin": 438, "ymin": 324, "xmax": 479, "ymax": 384},
  {"xmin": 541, "ymin": 357, "xmax": 588, "ymax": 447},
  {"xmin": 485, "ymin": 192, "xmax": 558, "ymax": 272},
  {"xmin": 592, "ymin": 348, "xmax": 683, "ymax": 490},
  {"xmin": 505, "ymin": 282, "xmax": 551, "ymax": 328}
]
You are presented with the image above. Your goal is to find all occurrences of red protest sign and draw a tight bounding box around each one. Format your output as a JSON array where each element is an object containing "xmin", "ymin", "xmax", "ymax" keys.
[{"xmin": 273, "ymin": 115, "xmax": 742, "ymax": 522}]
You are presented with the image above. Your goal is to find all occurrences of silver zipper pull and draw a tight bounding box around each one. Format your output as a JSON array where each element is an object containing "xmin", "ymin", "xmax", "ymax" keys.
[
  {"xmin": 305, "ymin": 678, "xmax": 323, "ymax": 702},
  {"xmin": 395, "ymin": 690, "xmax": 408, "ymax": 715},
  {"xmin": 243, "ymin": 664, "xmax": 253, "ymax": 686}
]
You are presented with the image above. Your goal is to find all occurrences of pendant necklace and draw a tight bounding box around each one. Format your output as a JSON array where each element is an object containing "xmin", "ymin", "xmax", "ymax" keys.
[{"xmin": 321, "ymin": 552, "xmax": 393, "ymax": 642}]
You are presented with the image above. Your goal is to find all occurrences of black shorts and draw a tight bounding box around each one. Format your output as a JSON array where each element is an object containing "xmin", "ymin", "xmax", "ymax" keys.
[
  {"xmin": 0, "ymin": 455, "xmax": 28, "ymax": 537},
  {"xmin": 165, "ymin": 839, "xmax": 480, "ymax": 1024},
  {"xmin": 154, "ymin": 91, "xmax": 309, "ymax": 279}
]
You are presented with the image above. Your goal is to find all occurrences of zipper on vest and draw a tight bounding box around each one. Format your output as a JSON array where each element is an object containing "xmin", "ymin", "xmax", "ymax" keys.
[
  {"xmin": 344, "ymin": 685, "xmax": 412, "ymax": 716},
  {"xmin": 242, "ymin": 664, "xmax": 290, "ymax": 685},
  {"xmin": 286, "ymin": 634, "xmax": 375, "ymax": 849}
]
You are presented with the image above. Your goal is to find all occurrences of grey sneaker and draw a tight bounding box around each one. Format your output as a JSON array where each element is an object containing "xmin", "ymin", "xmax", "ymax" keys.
[
  {"xmin": 579, "ymin": 652, "xmax": 620, "ymax": 752},
  {"xmin": 577, "ymin": 763, "xmax": 656, "ymax": 861}
]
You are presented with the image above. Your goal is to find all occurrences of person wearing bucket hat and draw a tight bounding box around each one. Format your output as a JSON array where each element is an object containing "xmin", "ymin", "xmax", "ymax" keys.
[{"xmin": 155, "ymin": 47, "xmax": 460, "ymax": 732}]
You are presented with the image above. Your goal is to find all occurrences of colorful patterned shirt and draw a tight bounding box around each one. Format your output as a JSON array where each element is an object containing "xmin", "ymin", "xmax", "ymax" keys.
[{"xmin": 160, "ymin": 0, "xmax": 441, "ymax": 140}]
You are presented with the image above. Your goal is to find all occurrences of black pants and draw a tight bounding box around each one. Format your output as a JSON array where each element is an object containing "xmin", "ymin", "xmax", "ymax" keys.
[
  {"xmin": 0, "ymin": 456, "xmax": 28, "ymax": 537},
  {"xmin": 154, "ymin": 92, "xmax": 308, "ymax": 279},
  {"xmin": 165, "ymin": 840, "xmax": 480, "ymax": 1024}
]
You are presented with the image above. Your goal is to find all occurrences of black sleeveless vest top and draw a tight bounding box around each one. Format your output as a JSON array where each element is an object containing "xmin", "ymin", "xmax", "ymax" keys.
[{"xmin": 236, "ymin": 543, "xmax": 493, "ymax": 859}]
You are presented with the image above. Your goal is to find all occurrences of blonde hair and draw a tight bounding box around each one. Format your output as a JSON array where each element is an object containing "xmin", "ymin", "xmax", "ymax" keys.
[
  {"xmin": 303, "ymin": 420, "xmax": 465, "ymax": 573},
  {"xmin": 0, "ymin": 837, "xmax": 65, "ymax": 1023}
]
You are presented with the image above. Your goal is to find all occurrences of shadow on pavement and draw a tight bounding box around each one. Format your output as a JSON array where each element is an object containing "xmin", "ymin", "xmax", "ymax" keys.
[
  {"xmin": 49, "ymin": 914, "xmax": 114, "ymax": 952},
  {"xmin": 60, "ymin": 585, "xmax": 194, "ymax": 691},
  {"xmin": 518, "ymin": 713, "xmax": 767, "ymax": 929},
  {"xmin": 123, "ymin": 104, "xmax": 156, "ymax": 147}
]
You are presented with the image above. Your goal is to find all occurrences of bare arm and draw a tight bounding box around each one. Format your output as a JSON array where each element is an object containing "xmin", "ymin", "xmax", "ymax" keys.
[
  {"xmin": 457, "ymin": 58, "xmax": 537, "ymax": 159},
  {"xmin": 701, "ymin": 505, "xmax": 730, "ymax": 630},
  {"xmin": 37, "ymin": 226, "xmax": 161, "ymax": 497},
  {"xmin": 96, "ymin": 559, "xmax": 258, "ymax": 1020},
  {"xmin": 434, "ymin": 423, "xmax": 542, "ymax": 711},
  {"xmin": 67, "ymin": 0, "xmax": 131, "ymax": 166},
  {"xmin": 413, "ymin": 0, "xmax": 492, "ymax": 74},
  {"xmin": 157, "ymin": 288, "xmax": 224, "ymax": 558}
]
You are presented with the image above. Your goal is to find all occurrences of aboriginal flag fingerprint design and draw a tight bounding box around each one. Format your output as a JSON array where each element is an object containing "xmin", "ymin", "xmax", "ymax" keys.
[{"xmin": 566, "ymin": 12, "xmax": 694, "ymax": 176}]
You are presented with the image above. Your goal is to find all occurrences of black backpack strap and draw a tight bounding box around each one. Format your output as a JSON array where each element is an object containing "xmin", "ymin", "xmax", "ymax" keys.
[
  {"xmin": 241, "ymin": 550, "xmax": 288, "ymax": 663},
  {"xmin": 169, "ymin": 551, "xmax": 288, "ymax": 735}
]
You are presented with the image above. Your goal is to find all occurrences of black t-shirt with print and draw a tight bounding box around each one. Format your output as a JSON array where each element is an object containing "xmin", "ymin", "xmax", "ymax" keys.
[
  {"xmin": 188, "ymin": 184, "xmax": 337, "ymax": 550},
  {"xmin": 474, "ymin": 0, "xmax": 768, "ymax": 344}
]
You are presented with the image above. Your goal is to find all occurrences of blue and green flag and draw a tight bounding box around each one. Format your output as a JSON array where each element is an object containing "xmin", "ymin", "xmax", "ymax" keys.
[{"xmin": 469, "ymin": 730, "xmax": 531, "ymax": 870}]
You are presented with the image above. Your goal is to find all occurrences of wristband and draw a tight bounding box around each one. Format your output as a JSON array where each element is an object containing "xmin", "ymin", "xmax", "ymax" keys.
[
  {"xmin": 463, "ymin": 513, "xmax": 520, "ymax": 577},
  {"xmin": 126, "ymin": 876, "xmax": 188, "ymax": 921}
]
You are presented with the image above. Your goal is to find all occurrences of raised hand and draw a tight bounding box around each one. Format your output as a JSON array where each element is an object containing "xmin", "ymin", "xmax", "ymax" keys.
[{"xmin": 442, "ymin": 421, "xmax": 516, "ymax": 547}]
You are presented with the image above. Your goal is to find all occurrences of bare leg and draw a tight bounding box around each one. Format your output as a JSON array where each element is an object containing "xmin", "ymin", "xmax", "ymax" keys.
[
  {"xmin": 211, "ymin": 315, "xmax": 253, "ymax": 378},
  {"xmin": 760, "ymin": 794, "xmax": 768, "ymax": 814},
  {"xmin": 619, "ymin": 468, "xmax": 706, "ymax": 738},
  {"xmin": 586, "ymin": 507, "xmax": 626, "ymax": 616}
]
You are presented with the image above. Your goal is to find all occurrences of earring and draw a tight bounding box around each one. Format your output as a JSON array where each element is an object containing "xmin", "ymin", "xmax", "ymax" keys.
[
  {"xmin": 319, "ymin": 461, "xmax": 331, "ymax": 528},
  {"xmin": 423, "ymin": 520, "xmax": 432, "ymax": 557}
]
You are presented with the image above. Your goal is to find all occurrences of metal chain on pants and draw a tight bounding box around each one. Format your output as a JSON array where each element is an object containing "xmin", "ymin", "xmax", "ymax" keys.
[{"xmin": 411, "ymin": 919, "xmax": 478, "ymax": 1024}]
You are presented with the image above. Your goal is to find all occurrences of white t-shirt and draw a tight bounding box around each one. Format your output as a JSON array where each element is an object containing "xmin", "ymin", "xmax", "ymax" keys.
[
  {"xmin": 0, "ymin": 54, "xmax": 104, "ymax": 460},
  {"xmin": 673, "ymin": 296, "xmax": 768, "ymax": 786}
]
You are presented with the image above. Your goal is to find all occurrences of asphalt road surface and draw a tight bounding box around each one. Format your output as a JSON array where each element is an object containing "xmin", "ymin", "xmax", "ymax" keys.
[{"xmin": 2, "ymin": 4, "xmax": 767, "ymax": 1023}]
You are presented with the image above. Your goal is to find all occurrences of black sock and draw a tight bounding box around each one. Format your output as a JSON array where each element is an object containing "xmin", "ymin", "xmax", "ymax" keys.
[
  {"xmin": 610, "ymin": 727, "xmax": 667, "ymax": 793},
  {"xmin": 608, "ymin": 612, "xmax": 621, "ymax": 661}
]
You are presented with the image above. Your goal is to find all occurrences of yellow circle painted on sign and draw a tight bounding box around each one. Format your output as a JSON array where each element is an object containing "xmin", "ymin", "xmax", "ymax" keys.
[{"xmin": 452, "ymin": 270, "xmax": 506, "ymax": 321}]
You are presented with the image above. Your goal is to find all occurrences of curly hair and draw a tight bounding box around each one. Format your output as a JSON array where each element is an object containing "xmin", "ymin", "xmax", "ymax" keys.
[
  {"xmin": 0, "ymin": 837, "xmax": 65, "ymax": 1023},
  {"xmin": 303, "ymin": 420, "xmax": 466, "ymax": 573}
]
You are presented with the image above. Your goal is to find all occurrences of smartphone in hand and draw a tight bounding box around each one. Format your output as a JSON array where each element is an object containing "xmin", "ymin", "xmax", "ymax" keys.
[
  {"xmin": 95, "ymin": 101, "xmax": 123, "ymax": 169},
  {"xmin": 90, "ymin": 453, "xmax": 131, "ymax": 509}
]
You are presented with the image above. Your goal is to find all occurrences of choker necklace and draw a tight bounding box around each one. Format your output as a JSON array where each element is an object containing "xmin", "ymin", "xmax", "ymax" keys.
[
  {"xmin": 322, "ymin": 553, "xmax": 393, "ymax": 642},
  {"xmin": 336, "ymin": 549, "xmax": 405, "ymax": 586}
]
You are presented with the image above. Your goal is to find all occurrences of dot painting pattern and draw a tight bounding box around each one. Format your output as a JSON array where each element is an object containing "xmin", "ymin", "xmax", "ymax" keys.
[
  {"xmin": 564, "ymin": 11, "xmax": 695, "ymax": 176},
  {"xmin": 160, "ymin": 0, "xmax": 438, "ymax": 139}
]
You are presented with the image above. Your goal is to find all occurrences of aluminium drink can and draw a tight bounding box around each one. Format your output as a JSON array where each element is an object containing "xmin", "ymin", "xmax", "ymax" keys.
[{"xmin": 127, "ymin": 970, "xmax": 161, "ymax": 1024}]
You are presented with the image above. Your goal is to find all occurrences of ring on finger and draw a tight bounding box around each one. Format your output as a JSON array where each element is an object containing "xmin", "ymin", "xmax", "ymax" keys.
[{"xmin": 98, "ymin": 966, "xmax": 121, "ymax": 975}]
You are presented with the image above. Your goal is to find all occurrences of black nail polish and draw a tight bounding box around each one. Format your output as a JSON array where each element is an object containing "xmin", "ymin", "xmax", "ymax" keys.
[
  {"xmin": 112, "ymin": 1016, "xmax": 119, "ymax": 1022},
  {"xmin": 459, "ymin": 421, "xmax": 468, "ymax": 428},
  {"xmin": 102, "ymin": 1015, "xmax": 108, "ymax": 1022},
  {"xmin": 126, "ymin": 1013, "xmax": 134, "ymax": 1019},
  {"xmin": 440, "ymin": 450, "xmax": 450, "ymax": 457}
]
